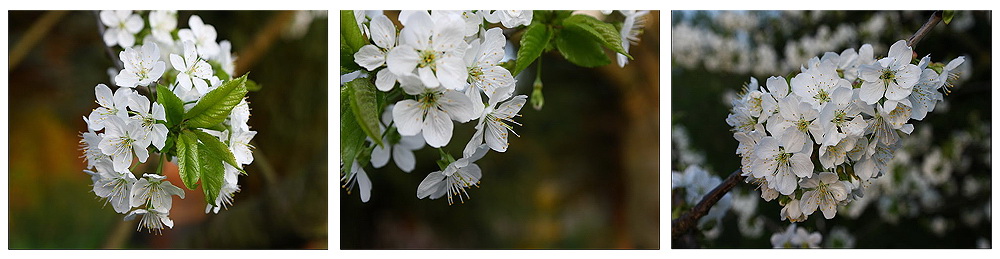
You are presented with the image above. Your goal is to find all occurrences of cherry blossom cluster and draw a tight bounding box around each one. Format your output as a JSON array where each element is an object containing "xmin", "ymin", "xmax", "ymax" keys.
[
  {"xmin": 81, "ymin": 10, "xmax": 254, "ymax": 233},
  {"xmin": 727, "ymin": 39, "xmax": 966, "ymax": 222},
  {"xmin": 345, "ymin": 10, "xmax": 531, "ymax": 205}
]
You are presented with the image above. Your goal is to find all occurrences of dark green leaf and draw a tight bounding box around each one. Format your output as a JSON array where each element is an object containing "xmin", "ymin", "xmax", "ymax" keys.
[
  {"xmin": 346, "ymin": 77, "xmax": 382, "ymax": 147},
  {"xmin": 184, "ymin": 74, "xmax": 248, "ymax": 128},
  {"xmin": 340, "ymin": 86, "xmax": 365, "ymax": 174},
  {"xmin": 942, "ymin": 10, "xmax": 955, "ymax": 25},
  {"xmin": 246, "ymin": 78, "xmax": 262, "ymax": 92},
  {"xmin": 341, "ymin": 10, "xmax": 368, "ymax": 53},
  {"xmin": 514, "ymin": 23, "xmax": 551, "ymax": 76},
  {"xmin": 156, "ymin": 84, "xmax": 184, "ymax": 128},
  {"xmin": 562, "ymin": 14, "xmax": 632, "ymax": 59},
  {"xmin": 198, "ymin": 142, "xmax": 225, "ymax": 206},
  {"xmin": 555, "ymin": 26, "xmax": 611, "ymax": 67},
  {"xmin": 194, "ymin": 129, "xmax": 242, "ymax": 173},
  {"xmin": 177, "ymin": 130, "xmax": 201, "ymax": 189},
  {"xmin": 341, "ymin": 36, "xmax": 362, "ymax": 72}
]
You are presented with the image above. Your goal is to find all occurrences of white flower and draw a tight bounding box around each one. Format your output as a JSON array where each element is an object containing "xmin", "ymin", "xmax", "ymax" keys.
[
  {"xmin": 228, "ymin": 98, "xmax": 251, "ymax": 132},
  {"xmin": 939, "ymin": 56, "xmax": 966, "ymax": 93},
  {"xmin": 865, "ymin": 101, "xmax": 913, "ymax": 147},
  {"xmin": 148, "ymin": 10, "xmax": 177, "ymax": 44},
  {"xmin": 178, "ymin": 15, "xmax": 220, "ymax": 58},
  {"xmin": 170, "ymin": 41, "xmax": 215, "ymax": 95},
  {"xmin": 98, "ymin": 115, "xmax": 149, "ymax": 173},
  {"xmin": 417, "ymin": 145, "xmax": 488, "ymax": 205},
  {"xmin": 207, "ymin": 164, "xmax": 241, "ymax": 213},
  {"xmin": 115, "ymin": 43, "xmax": 166, "ymax": 88},
  {"xmin": 342, "ymin": 161, "xmax": 372, "ymax": 203},
  {"xmin": 130, "ymin": 174, "xmax": 185, "ymax": 211},
  {"xmin": 726, "ymin": 106, "xmax": 756, "ymax": 133},
  {"xmin": 353, "ymin": 14, "xmax": 400, "ymax": 91},
  {"xmin": 87, "ymin": 159, "xmax": 137, "ymax": 214},
  {"xmin": 127, "ymin": 93, "xmax": 168, "ymax": 150},
  {"xmin": 766, "ymin": 95, "xmax": 824, "ymax": 152},
  {"xmin": 371, "ymin": 105, "xmax": 424, "ymax": 172},
  {"xmin": 464, "ymin": 89, "xmax": 526, "ymax": 156},
  {"xmin": 459, "ymin": 11, "xmax": 484, "ymax": 37},
  {"xmin": 386, "ymin": 11, "xmax": 469, "ymax": 90},
  {"xmin": 752, "ymin": 136, "xmax": 814, "ymax": 195},
  {"xmin": 906, "ymin": 67, "xmax": 943, "ymax": 121},
  {"xmin": 86, "ymin": 84, "xmax": 131, "ymax": 131},
  {"xmin": 771, "ymin": 224, "xmax": 822, "ymax": 248},
  {"xmin": 818, "ymin": 133, "xmax": 856, "ymax": 169},
  {"xmin": 100, "ymin": 10, "xmax": 143, "ymax": 48},
  {"xmin": 817, "ymin": 87, "xmax": 867, "ymax": 145},
  {"xmin": 780, "ymin": 199, "xmax": 806, "ymax": 222},
  {"xmin": 79, "ymin": 130, "xmax": 108, "ymax": 169},
  {"xmin": 820, "ymin": 47, "xmax": 861, "ymax": 81},
  {"xmin": 616, "ymin": 10, "xmax": 648, "ymax": 67},
  {"xmin": 800, "ymin": 172, "xmax": 850, "ymax": 219},
  {"xmin": 734, "ymin": 124, "xmax": 766, "ymax": 175},
  {"xmin": 229, "ymin": 128, "xmax": 257, "ymax": 165},
  {"xmin": 858, "ymin": 40, "xmax": 921, "ymax": 104},
  {"xmin": 125, "ymin": 208, "xmax": 174, "ymax": 234},
  {"xmin": 482, "ymin": 10, "xmax": 533, "ymax": 28},
  {"xmin": 465, "ymin": 27, "xmax": 514, "ymax": 99},
  {"xmin": 392, "ymin": 87, "xmax": 476, "ymax": 148},
  {"xmin": 216, "ymin": 40, "xmax": 236, "ymax": 78},
  {"xmin": 791, "ymin": 60, "xmax": 851, "ymax": 109}
]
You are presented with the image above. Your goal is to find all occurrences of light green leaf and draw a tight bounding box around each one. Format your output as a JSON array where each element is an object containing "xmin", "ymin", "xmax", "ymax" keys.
[
  {"xmin": 341, "ymin": 10, "xmax": 368, "ymax": 53},
  {"xmin": 184, "ymin": 74, "xmax": 248, "ymax": 129},
  {"xmin": 555, "ymin": 26, "xmax": 611, "ymax": 67},
  {"xmin": 246, "ymin": 78, "xmax": 262, "ymax": 92},
  {"xmin": 340, "ymin": 86, "xmax": 365, "ymax": 174},
  {"xmin": 194, "ymin": 129, "xmax": 242, "ymax": 173},
  {"xmin": 346, "ymin": 77, "xmax": 382, "ymax": 147},
  {"xmin": 198, "ymin": 142, "xmax": 225, "ymax": 206},
  {"xmin": 514, "ymin": 23, "xmax": 551, "ymax": 76},
  {"xmin": 562, "ymin": 14, "xmax": 632, "ymax": 59},
  {"xmin": 942, "ymin": 10, "xmax": 955, "ymax": 25},
  {"xmin": 177, "ymin": 130, "xmax": 201, "ymax": 189},
  {"xmin": 156, "ymin": 84, "xmax": 184, "ymax": 128}
]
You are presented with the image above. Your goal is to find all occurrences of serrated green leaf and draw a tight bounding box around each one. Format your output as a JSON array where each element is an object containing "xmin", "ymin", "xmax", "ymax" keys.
[
  {"xmin": 340, "ymin": 86, "xmax": 365, "ymax": 174},
  {"xmin": 345, "ymin": 77, "xmax": 382, "ymax": 147},
  {"xmin": 562, "ymin": 14, "xmax": 632, "ymax": 59},
  {"xmin": 156, "ymin": 84, "xmax": 184, "ymax": 128},
  {"xmin": 177, "ymin": 131, "xmax": 201, "ymax": 189},
  {"xmin": 514, "ymin": 23, "xmax": 551, "ymax": 76},
  {"xmin": 555, "ymin": 26, "xmax": 611, "ymax": 67},
  {"xmin": 341, "ymin": 10, "xmax": 368, "ymax": 53},
  {"xmin": 198, "ymin": 142, "xmax": 225, "ymax": 206},
  {"xmin": 184, "ymin": 74, "xmax": 248, "ymax": 128},
  {"xmin": 942, "ymin": 10, "xmax": 955, "ymax": 25},
  {"xmin": 194, "ymin": 129, "xmax": 242, "ymax": 173},
  {"xmin": 341, "ymin": 36, "xmax": 362, "ymax": 72}
]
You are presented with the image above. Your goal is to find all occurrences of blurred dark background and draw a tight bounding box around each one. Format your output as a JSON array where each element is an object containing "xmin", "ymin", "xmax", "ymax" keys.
[
  {"xmin": 340, "ymin": 10, "xmax": 661, "ymax": 249},
  {"xmin": 8, "ymin": 10, "xmax": 328, "ymax": 249},
  {"xmin": 671, "ymin": 10, "xmax": 991, "ymax": 248}
]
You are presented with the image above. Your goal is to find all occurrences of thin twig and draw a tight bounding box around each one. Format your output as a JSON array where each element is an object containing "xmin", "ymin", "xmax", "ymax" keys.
[
  {"xmin": 9, "ymin": 10, "xmax": 67, "ymax": 71},
  {"xmin": 93, "ymin": 11, "xmax": 123, "ymax": 71},
  {"xmin": 907, "ymin": 11, "xmax": 943, "ymax": 49},
  {"xmin": 671, "ymin": 170, "xmax": 743, "ymax": 241}
]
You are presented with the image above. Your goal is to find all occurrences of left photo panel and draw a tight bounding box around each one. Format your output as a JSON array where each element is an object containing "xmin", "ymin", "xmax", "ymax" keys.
[{"xmin": 8, "ymin": 10, "xmax": 329, "ymax": 249}]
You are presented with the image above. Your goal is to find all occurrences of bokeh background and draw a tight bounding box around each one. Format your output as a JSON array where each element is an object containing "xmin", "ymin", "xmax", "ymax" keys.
[
  {"xmin": 671, "ymin": 10, "xmax": 991, "ymax": 248},
  {"xmin": 8, "ymin": 10, "xmax": 328, "ymax": 248},
  {"xmin": 340, "ymin": 10, "xmax": 661, "ymax": 249}
]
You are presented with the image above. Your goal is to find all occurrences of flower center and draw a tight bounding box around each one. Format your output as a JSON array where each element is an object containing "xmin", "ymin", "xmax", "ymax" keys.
[
  {"xmin": 795, "ymin": 118, "xmax": 811, "ymax": 132},
  {"xmin": 417, "ymin": 50, "xmax": 440, "ymax": 70},
  {"xmin": 813, "ymin": 89, "xmax": 831, "ymax": 104},
  {"xmin": 879, "ymin": 68, "xmax": 897, "ymax": 87},
  {"xmin": 832, "ymin": 110, "xmax": 847, "ymax": 126}
]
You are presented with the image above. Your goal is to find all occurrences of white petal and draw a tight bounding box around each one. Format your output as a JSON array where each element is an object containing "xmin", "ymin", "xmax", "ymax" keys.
[
  {"xmin": 416, "ymin": 171, "xmax": 446, "ymax": 199},
  {"xmin": 375, "ymin": 69, "xmax": 397, "ymax": 91},
  {"xmin": 369, "ymin": 15, "xmax": 397, "ymax": 49},
  {"xmin": 392, "ymin": 100, "xmax": 424, "ymax": 136},
  {"xmin": 417, "ymin": 66, "xmax": 440, "ymax": 88},
  {"xmin": 858, "ymin": 81, "xmax": 885, "ymax": 104},
  {"xmin": 421, "ymin": 107, "xmax": 454, "ymax": 147},
  {"xmin": 437, "ymin": 90, "xmax": 477, "ymax": 122},
  {"xmin": 370, "ymin": 142, "xmax": 390, "ymax": 168},
  {"xmin": 437, "ymin": 57, "xmax": 468, "ymax": 90},
  {"xmin": 392, "ymin": 145, "xmax": 416, "ymax": 172},
  {"xmin": 354, "ymin": 45, "xmax": 387, "ymax": 71},
  {"xmin": 356, "ymin": 166, "xmax": 372, "ymax": 203}
]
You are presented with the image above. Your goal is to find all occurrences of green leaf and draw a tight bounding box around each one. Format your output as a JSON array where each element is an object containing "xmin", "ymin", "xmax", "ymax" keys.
[
  {"xmin": 246, "ymin": 78, "xmax": 262, "ymax": 92},
  {"xmin": 499, "ymin": 60, "xmax": 516, "ymax": 74},
  {"xmin": 184, "ymin": 74, "xmax": 248, "ymax": 128},
  {"xmin": 193, "ymin": 129, "xmax": 242, "ymax": 173},
  {"xmin": 555, "ymin": 26, "xmax": 611, "ymax": 67},
  {"xmin": 340, "ymin": 86, "xmax": 365, "ymax": 174},
  {"xmin": 562, "ymin": 14, "xmax": 632, "ymax": 59},
  {"xmin": 156, "ymin": 84, "xmax": 184, "ymax": 128},
  {"xmin": 177, "ymin": 130, "xmax": 201, "ymax": 189},
  {"xmin": 341, "ymin": 36, "xmax": 362, "ymax": 72},
  {"xmin": 514, "ymin": 23, "xmax": 551, "ymax": 76},
  {"xmin": 942, "ymin": 10, "xmax": 955, "ymax": 25},
  {"xmin": 198, "ymin": 142, "xmax": 225, "ymax": 206},
  {"xmin": 345, "ymin": 77, "xmax": 382, "ymax": 147},
  {"xmin": 341, "ymin": 10, "xmax": 368, "ymax": 53}
]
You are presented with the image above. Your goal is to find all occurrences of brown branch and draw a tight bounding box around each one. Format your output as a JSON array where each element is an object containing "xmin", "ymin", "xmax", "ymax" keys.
[
  {"xmin": 671, "ymin": 170, "xmax": 744, "ymax": 245},
  {"xmin": 907, "ymin": 11, "xmax": 943, "ymax": 49}
]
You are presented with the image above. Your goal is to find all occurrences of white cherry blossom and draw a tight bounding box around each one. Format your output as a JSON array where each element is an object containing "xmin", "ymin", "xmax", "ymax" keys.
[
  {"xmin": 87, "ymin": 84, "xmax": 131, "ymax": 131},
  {"xmin": 482, "ymin": 10, "xmax": 533, "ymax": 28},
  {"xmin": 125, "ymin": 208, "xmax": 174, "ymax": 234},
  {"xmin": 170, "ymin": 41, "xmax": 215, "ymax": 95},
  {"xmin": 100, "ymin": 10, "xmax": 143, "ymax": 48},
  {"xmin": 130, "ymin": 174, "xmax": 185, "ymax": 211},
  {"xmin": 417, "ymin": 145, "xmax": 488, "ymax": 205},
  {"xmin": 392, "ymin": 87, "xmax": 476, "ymax": 148},
  {"xmin": 148, "ymin": 10, "xmax": 177, "ymax": 44},
  {"xmin": 858, "ymin": 40, "xmax": 921, "ymax": 104},
  {"xmin": 98, "ymin": 115, "xmax": 149, "ymax": 173},
  {"xmin": 371, "ymin": 105, "xmax": 424, "ymax": 172},
  {"xmin": 115, "ymin": 43, "xmax": 166, "ymax": 88},
  {"xmin": 127, "ymin": 93, "xmax": 168, "ymax": 150},
  {"xmin": 88, "ymin": 158, "xmax": 137, "ymax": 214},
  {"xmin": 617, "ymin": 10, "xmax": 648, "ymax": 67},
  {"xmin": 178, "ymin": 15, "xmax": 220, "ymax": 58},
  {"xmin": 386, "ymin": 11, "xmax": 469, "ymax": 90},
  {"xmin": 800, "ymin": 172, "xmax": 850, "ymax": 219},
  {"xmin": 752, "ymin": 136, "xmax": 814, "ymax": 195}
]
